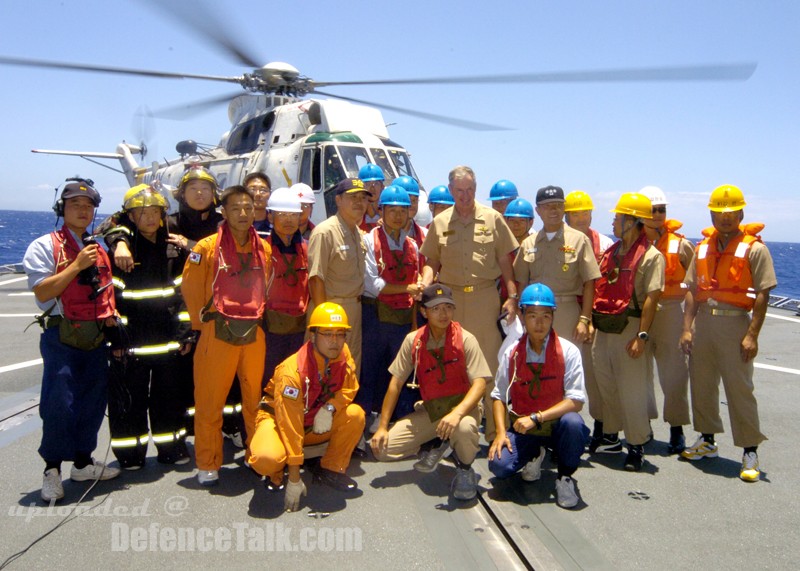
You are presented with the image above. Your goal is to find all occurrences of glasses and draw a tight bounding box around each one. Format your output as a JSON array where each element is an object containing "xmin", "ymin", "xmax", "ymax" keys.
[
  {"xmin": 316, "ymin": 330, "xmax": 347, "ymax": 341},
  {"xmin": 273, "ymin": 211, "xmax": 301, "ymax": 219},
  {"xmin": 652, "ymin": 206, "xmax": 667, "ymax": 214},
  {"xmin": 247, "ymin": 186, "xmax": 270, "ymax": 195}
]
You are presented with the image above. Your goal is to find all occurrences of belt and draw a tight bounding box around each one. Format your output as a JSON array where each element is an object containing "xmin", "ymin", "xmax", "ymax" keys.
[
  {"xmin": 361, "ymin": 296, "xmax": 377, "ymax": 305},
  {"xmin": 554, "ymin": 295, "xmax": 578, "ymax": 303},
  {"xmin": 442, "ymin": 281, "xmax": 495, "ymax": 293},
  {"xmin": 699, "ymin": 305, "xmax": 749, "ymax": 317}
]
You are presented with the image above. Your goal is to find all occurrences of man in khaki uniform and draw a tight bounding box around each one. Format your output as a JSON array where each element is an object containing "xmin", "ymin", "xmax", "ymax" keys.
[
  {"xmin": 639, "ymin": 186, "xmax": 694, "ymax": 454},
  {"xmin": 308, "ymin": 178, "xmax": 368, "ymax": 375},
  {"xmin": 419, "ymin": 165, "xmax": 518, "ymax": 441},
  {"xmin": 679, "ymin": 185, "xmax": 776, "ymax": 482},
  {"xmin": 514, "ymin": 185, "xmax": 599, "ymax": 348},
  {"xmin": 591, "ymin": 192, "xmax": 664, "ymax": 472}
]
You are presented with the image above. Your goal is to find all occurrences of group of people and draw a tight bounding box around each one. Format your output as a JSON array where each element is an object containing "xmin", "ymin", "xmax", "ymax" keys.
[{"xmin": 23, "ymin": 162, "xmax": 776, "ymax": 512}]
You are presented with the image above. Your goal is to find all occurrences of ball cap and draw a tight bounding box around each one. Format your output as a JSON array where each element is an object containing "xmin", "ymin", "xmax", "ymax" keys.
[
  {"xmin": 535, "ymin": 185, "xmax": 565, "ymax": 205},
  {"xmin": 334, "ymin": 178, "xmax": 368, "ymax": 195},
  {"xmin": 421, "ymin": 284, "xmax": 455, "ymax": 308},
  {"xmin": 61, "ymin": 181, "xmax": 101, "ymax": 206}
]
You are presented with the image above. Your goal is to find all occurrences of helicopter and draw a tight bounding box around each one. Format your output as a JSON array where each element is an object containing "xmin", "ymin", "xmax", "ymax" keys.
[{"xmin": 0, "ymin": 1, "xmax": 756, "ymax": 225}]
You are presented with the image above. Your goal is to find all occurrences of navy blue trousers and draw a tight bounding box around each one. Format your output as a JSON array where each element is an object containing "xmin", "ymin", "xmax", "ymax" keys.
[
  {"xmin": 358, "ymin": 302, "xmax": 419, "ymax": 419},
  {"xmin": 263, "ymin": 331, "xmax": 305, "ymax": 390},
  {"xmin": 38, "ymin": 326, "xmax": 109, "ymax": 464},
  {"xmin": 489, "ymin": 412, "xmax": 589, "ymax": 478}
]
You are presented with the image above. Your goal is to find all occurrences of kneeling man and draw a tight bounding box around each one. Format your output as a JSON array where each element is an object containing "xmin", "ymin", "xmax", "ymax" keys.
[
  {"xmin": 248, "ymin": 303, "xmax": 365, "ymax": 512},
  {"xmin": 371, "ymin": 284, "xmax": 489, "ymax": 501},
  {"xmin": 488, "ymin": 283, "xmax": 589, "ymax": 509}
]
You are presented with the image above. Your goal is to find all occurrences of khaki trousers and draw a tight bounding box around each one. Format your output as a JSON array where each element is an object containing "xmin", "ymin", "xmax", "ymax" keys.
[
  {"xmin": 689, "ymin": 310, "xmax": 766, "ymax": 448},
  {"xmin": 648, "ymin": 302, "xmax": 690, "ymax": 426}
]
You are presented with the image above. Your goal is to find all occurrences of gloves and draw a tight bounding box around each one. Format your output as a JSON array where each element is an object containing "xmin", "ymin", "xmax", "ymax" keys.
[
  {"xmin": 284, "ymin": 479, "xmax": 307, "ymax": 512},
  {"xmin": 312, "ymin": 405, "xmax": 334, "ymax": 434}
]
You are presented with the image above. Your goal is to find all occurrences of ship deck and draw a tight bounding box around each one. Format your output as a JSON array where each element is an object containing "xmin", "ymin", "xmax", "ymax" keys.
[{"xmin": 1, "ymin": 271, "xmax": 799, "ymax": 570}]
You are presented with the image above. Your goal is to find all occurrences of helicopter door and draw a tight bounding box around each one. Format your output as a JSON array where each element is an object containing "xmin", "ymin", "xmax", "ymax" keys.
[{"xmin": 299, "ymin": 147, "xmax": 321, "ymax": 190}]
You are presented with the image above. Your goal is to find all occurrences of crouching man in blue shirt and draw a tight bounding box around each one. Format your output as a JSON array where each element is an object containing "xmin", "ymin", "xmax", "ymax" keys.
[{"xmin": 488, "ymin": 283, "xmax": 589, "ymax": 509}]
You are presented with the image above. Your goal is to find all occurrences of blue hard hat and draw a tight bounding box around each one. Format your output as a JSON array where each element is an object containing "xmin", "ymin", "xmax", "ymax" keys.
[
  {"xmin": 427, "ymin": 185, "xmax": 455, "ymax": 205},
  {"xmin": 504, "ymin": 197, "xmax": 534, "ymax": 219},
  {"xmin": 358, "ymin": 163, "xmax": 385, "ymax": 182},
  {"xmin": 519, "ymin": 283, "xmax": 557, "ymax": 309},
  {"xmin": 392, "ymin": 176, "xmax": 420, "ymax": 196},
  {"xmin": 489, "ymin": 179, "xmax": 519, "ymax": 201},
  {"xmin": 379, "ymin": 185, "xmax": 412, "ymax": 207}
]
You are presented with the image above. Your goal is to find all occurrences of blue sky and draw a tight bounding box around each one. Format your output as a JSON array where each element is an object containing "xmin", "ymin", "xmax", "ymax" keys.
[{"xmin": 0, "ymin": 0, "xmax": 798, "ymax": 242}]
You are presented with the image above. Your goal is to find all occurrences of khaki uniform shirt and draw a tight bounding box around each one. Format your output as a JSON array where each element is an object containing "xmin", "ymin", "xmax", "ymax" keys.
[
  {"xmin": 514, "ymin": 225, "xmax": 601, "ymax": 296},
  {"xmin": 307, "ymin": 213, "xmax": 366, "ymax": 299},
  {"xmin": 389, "ymin": 325, "xmax": 491, "ymax": 383},
  {"xmin": 420, "ymin": 202, "xmax": 517, "ymax": 287},
  {"xmin": 632, "ymin": 245, "xmax": 665, "ymax": 308}
]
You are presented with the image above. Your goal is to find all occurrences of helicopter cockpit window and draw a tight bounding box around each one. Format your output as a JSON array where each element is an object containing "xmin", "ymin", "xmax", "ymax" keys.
[
  {"xmin": 226, "ymin": 112, "xmax": 275, "ymax": 155},
  {"xmin": 323, "ymin": 145, "xmax": 347, "ymax": 190},
  {"xmin": 369, "ymin": 148, "xmax": 395, "ymax": 181},
  {"xmin": 337, "ymin": 146, "xmax": 370, "ymax": 178},
  {"xmin": 387, "ymin": 149, "xmax": 418, "ymax": 180}
]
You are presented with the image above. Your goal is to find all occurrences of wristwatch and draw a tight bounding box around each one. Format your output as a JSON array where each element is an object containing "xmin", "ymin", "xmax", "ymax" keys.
[
  {"xmin": 637, "ymin": 331, "xmax": 649, "ymax": 341},
  {"xmin": 529, "ymin": 412, "xmax": 542, "ymax": 430},
  {"xmin": 324, "ymin": 403, "xmax": 336, "ymax": 413}
]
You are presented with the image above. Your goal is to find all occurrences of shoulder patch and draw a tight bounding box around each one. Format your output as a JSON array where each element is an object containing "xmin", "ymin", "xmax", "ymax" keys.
[
  {"xmin": 188, "ymin": 251, "xmax": 202, "ymax": 265},
  {"xmin": 282, "ymin": 386, "xmax": 300, "ymax": 400}
]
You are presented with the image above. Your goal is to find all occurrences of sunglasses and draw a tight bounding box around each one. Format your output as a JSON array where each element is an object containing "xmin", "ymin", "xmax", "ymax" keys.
[{"xmin": 652, "ymin": 206, "xmax": 667, "ymax": 214}]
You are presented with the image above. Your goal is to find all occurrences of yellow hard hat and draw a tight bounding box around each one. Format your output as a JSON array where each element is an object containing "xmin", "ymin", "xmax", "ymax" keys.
[
  {"xmin": 708, "ymin": 184, "xmax": 746, "ymax": 212},
  {"xmin": 610, "ymin": 192, "xmax": 653, "ymax": 220},
  {"xmin": 179, "ymin": 165, "xmax": 217, "ymax": 191},
  {"xmin": 307, "ymin": 302, "xmax": 351, "ymax": 330},
  {"xmin": 564, "ymin": 190, "xmax": 594, "ymax": 212},
  {"xmin": 122, "ymin": 184, "xmax": 168, "ymax": 211}
]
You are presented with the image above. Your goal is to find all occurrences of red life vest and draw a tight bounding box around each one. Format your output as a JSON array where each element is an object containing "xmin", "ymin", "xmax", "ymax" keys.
[
  {"xmin": 296, "ymin": 341, "xmax": 348, "ymax": 428},
  {"xmin": 655, "ymin": 220, "xmax": 689, "ymax": 301},
  {"xmin": 588, "ymin": 229, "xmax": 603, "ymax": 263},
  {"xmin": 409, "ymin": 221, "xmax": 426, "ymax": 270},
  {"xmin": 412, "ymin": 322, "xmax": 471, "ymax": 402},
  {"xmin": 267, "ymin": 236, "xmax": 309, "ymax": 316},
  {"xmin": 372, "ymin": 227, "xmax": 418, "ymax": 310},
  {"xmin": 593, "ymin": 231, "xmax": 649, "ymax": 315},
  {"xmin": 50, "ymin": 227, "xmax": 115, "ymax": 320},
  {"xmin": 497, "ymin": 249, "xmax": 517, "ymax": 303},
  {"xmin": 695, "ymin": 223, "xmax": 763, "ymax": 310},
  {"xmin": 211, "ymin": 224, "xmax": 268, "ymax": 319},
  {"xmin": 507, "ymin": 330, "xmax": 565, "ymax": 416}
]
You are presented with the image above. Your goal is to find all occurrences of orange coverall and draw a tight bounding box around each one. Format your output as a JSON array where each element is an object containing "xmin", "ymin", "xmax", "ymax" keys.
[
  {"xmin": 248, "ymin": 342, "xmax": 365, "ymax": 483},
  {"xmin": 182, "ymin": 231, "xmax": 272, "ymax": 471}
]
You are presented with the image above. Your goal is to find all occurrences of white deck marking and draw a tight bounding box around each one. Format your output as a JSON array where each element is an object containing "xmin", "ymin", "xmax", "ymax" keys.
[
  {"xmin": 8, "ymin": 292, "xmax": 34, "ymax": 297},
  {"xmin": 0, "ymin": 276, "xmax": 27, "ymax": 286},
  {"xmin": 755, "ymin": 363, "xmax": 800, "ymax": 376},
  {"xmin": 0, "ymin": 314, "xmax": 37, "ymax": 317},
  {"xmin": 766, "ymin": 312, "xmax": 800, "ymax": 323},
  {"xmin": 0, "ymin": 359, "xmax": 43, "ymax": 374}
]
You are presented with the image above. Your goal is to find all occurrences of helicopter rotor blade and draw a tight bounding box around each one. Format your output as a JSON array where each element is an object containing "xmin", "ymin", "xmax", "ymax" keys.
[
  {"xmin": 152, "ymin": 92, "xmax": 241, "ymax": 120},
  {"xmin": 311, "ymin": 63, "xmax": 757, "ymax": 88},
  {"xmin": 313, "ymin": 90, "xmax": 511, "ymax": 132},
  {"xmin": 0, "ymin": 55, "xmax": 243, "ymax": 84},
  {"xmin": 138, "ymin": 0, "xmax": 263, "ymax": 69}
]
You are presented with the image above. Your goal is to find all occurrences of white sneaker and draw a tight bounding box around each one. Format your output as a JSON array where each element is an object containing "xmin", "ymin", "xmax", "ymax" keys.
[
  {"xmin": 368, "ymin": 413, "xmax": 382, "ymax": 434},
  {"xmin": 680, "ymin": 436, "xmax": 719, "ymax": 461},
  {"xmin": 70, "ymin": 461, "xmax": 121, "ymax": 482},
  {"xmin": 521, "ymin": 447, "xmax": 545, "ymax": 482},
  {"xmin": 41, "ymin": 469, "xmax": 64, "ymax": 502},
  {"xmin": 740, "ymin": 451, "xmax": 760, "ymax": 482},
  {"xmin": 555, "ymin": 476, "xmax": 580, "ymax": 509},
  {"xmin": 223, "ymin": 431, "xmax": 245, "ymax": 449},
  {"xmin": 197, "ymin": 470, "xmax": 219, "ymax": 486}
]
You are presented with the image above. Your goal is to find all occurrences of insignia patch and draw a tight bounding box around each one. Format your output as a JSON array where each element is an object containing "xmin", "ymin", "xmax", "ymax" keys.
[
  {"xmin": 188, "ymin": 251, "xmax": 202, "ymax": 265},
  {"xmin": 282, "ymin": 386, "xmax": 300, "ymax": 400},
  {"xmin": 442, "ymin": 230, "xmax": 455, "ymax": 236}
]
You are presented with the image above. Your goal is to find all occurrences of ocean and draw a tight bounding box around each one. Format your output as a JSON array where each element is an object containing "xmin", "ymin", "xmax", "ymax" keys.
[{"xmin": 2, "ymin": 209, "xmax": 799, "ymax": 299}]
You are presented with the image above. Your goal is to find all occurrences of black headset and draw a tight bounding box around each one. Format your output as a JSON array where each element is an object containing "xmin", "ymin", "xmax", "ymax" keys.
[{"xmin": 52, "ymin": 176, "xmax": 99, "ymax": 217}]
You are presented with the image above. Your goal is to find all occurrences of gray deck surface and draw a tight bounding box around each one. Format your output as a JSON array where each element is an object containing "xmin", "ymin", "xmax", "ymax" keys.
[{"xmin": 1, "ymin": 273, "xmax": 799, "ymax": 570}]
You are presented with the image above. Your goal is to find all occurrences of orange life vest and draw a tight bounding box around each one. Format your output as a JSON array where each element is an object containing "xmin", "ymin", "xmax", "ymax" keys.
[
  {"xmin": 211, "ymin": 224, "xmax": 267, "ymax": 319},
  {"xmin": 655, "ymin": 219, "xmax": 689, "ymax": 301},
  {"xmin": 412, "ymin": 322, "xmax": 471, "ymax": 402},
  {"xmin": 507, "ymin": 329, "xmax": 565, "ymax": 417},
  {"xmin": 372, "ymin": 226, "xmax": 418, "ymax": 310},
  {"xmin": 267, "ymin": 234, "xmax": 309, "ymax": 316},
  {"xmin": 695, "ymin": 224, "xmax": 764, "ymax": 310},
  {"xmin": 50, "ymin": 227, "xmax": 115, "ymax": 321},
  {"xmin": 296, "ymin": 341, "xmax": 348, "ymax": 428},
  {"xmin": 593, "ymin": 232, "xmax": 649, "ymax": 315}
]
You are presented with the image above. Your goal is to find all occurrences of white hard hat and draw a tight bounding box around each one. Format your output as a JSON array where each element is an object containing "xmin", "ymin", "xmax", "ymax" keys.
[
  {"xmin": 291, "ymin": 183, "xmax": 316, "ymax": 205},
  {"xmin": 638, "ymin": 185, "xmax": 668, "ymax": 206},
  {"xmin": 268, "ymin": 187, "xmax": 303, "ymax": 213}
]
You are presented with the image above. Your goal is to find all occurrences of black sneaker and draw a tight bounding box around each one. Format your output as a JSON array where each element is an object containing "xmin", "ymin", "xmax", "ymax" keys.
[
  {"xmin": 590, "ymin": 434, "xmax": 623, "ymax": 454},
  {"xmin": 667, "ymin": 433, "xmax": 686, "ymax": 455},
  {"xmin": 624, "ymin": 445, "xmax": 644, "ymax": 472},
  {"xmin": 413, "ymin": 441, "xmax": 451, "ymax": 473},
  {"xmin": 313, "ymin": 466, "xmax": 358, "ymax": 492}
]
